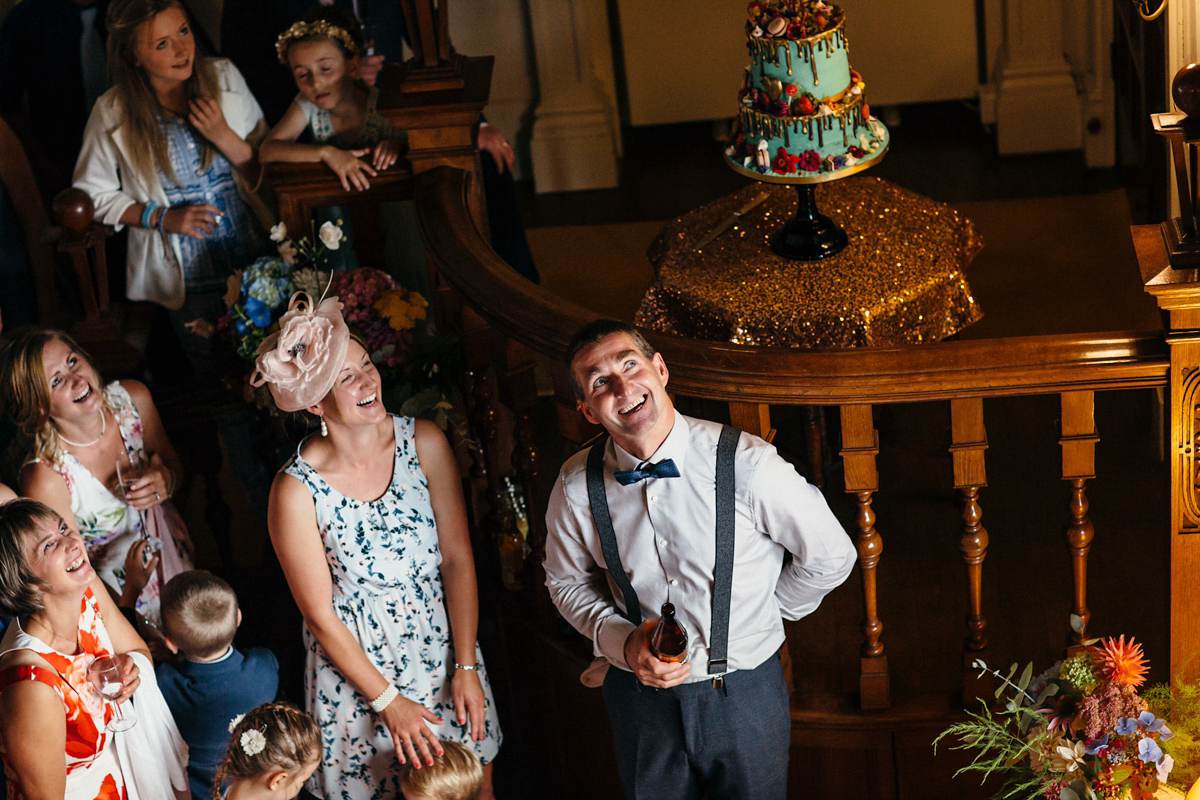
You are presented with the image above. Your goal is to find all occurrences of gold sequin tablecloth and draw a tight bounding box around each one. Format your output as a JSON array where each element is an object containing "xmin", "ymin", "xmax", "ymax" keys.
[{"xmin": 635, "ymin": 177, "xmax": 984, "ymax": 348}]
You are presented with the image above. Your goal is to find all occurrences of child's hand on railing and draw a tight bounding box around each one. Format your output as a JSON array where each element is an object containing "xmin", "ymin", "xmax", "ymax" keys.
[
  {"xmin": 372, "ymin": 139, "xmax": 401, "ymax": 171},
  {"xmin": 321, "ymin": 145, "xmax": 377, "ymax": 191}
]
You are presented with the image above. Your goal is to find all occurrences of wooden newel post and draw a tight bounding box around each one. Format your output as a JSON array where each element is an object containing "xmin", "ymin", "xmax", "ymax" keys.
[
  {"xmin": 1137, "ymin": 223, "xmax": 1200, "ymax": 685},
  {"xmin": 381, "ymin": 0, "xmax": 492, "ymax": 238}
]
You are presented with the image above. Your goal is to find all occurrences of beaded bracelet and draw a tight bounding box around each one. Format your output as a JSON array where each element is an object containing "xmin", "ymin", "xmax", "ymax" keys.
[
  {"xmin": 455, "ymin": 663, "xmax": 479, "ymax": 671},
  {"xmin": 155, "ymin": 206, "xmax": 168, "ymax": 233},
  {"xmin": 369, "ymin": 684, "xmax": 399, "ymax": 713},
  {"xmin": 140, "ymin": 200, "xmax": 159, "ymax": 229}
]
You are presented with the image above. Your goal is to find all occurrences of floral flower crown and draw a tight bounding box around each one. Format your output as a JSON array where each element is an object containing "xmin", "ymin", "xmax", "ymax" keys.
[{"xmin": 275, "ymin": 20, "xmax": 359, "ymax": 65}]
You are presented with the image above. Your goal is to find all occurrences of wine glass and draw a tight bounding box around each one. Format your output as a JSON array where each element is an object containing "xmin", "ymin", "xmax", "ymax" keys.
[
  {"xmin": 114, "ymin": 454, "xmax": 159, "ymax": 559},
  {"xmin": 87, "ymin": 655, "xmax": 136, "ymax": 732}
]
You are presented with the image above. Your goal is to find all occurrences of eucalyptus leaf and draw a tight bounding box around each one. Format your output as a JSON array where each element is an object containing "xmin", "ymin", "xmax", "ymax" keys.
[{"xmin": 1017, "ymin": 663, "xmax": 1033, "ymax": 697}]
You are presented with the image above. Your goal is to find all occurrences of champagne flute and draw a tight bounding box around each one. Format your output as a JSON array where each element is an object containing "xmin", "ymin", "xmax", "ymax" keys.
[
  {"xmin": 87, "ymin": 655, "xmax": 136, "ymax": 732},
  {"xmin": 115, "ymin": 454, "xmax": 159, "ymax": 559}
]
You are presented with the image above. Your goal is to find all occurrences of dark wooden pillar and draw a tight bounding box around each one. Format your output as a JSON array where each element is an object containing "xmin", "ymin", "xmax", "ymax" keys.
[{"xmin": 1137, "ymin": 223, "xmax": 1200, "ymax": 684}]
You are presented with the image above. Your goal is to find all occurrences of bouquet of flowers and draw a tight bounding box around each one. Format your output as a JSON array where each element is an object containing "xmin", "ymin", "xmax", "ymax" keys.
[
  {"xmin": 935, "ymin": 635, "xmax": 1181, "ymax": 800},
  {"xmin": 220, "ymin": 221, "xmax": 339, "ymax": 361}
]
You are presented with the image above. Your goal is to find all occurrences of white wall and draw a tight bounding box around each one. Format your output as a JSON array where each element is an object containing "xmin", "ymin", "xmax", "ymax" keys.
[{"xmin": 450, "ymin": 0, "xmax": 539, "ymax": 178}]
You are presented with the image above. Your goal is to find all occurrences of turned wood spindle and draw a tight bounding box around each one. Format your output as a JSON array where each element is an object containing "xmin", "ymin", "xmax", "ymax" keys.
[
  {"xmin": 950, "ymin": 397, "xmax": 991, "ymax": 704},
  {"xmin": 840, "ymin": 403, "xmax": 888, "ymax": 709},
  {"xmin": 1060, "ymin": 391, "xmax": 1098, "ymax": 644}
]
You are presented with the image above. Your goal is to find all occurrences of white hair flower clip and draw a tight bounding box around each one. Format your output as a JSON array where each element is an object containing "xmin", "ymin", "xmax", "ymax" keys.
[
  {"xmin": 228, "ymin": 713, "xmax": 246, "ymax": 733},
  {"xmin": 241, "ymin": 729, "xmax": 267, "ymax": 757}
]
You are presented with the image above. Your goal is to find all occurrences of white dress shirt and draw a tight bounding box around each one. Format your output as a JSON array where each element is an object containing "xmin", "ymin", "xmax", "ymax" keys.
[{"xmin": 544, "ymin": 410, "xmax": 857, "ymax": 683}]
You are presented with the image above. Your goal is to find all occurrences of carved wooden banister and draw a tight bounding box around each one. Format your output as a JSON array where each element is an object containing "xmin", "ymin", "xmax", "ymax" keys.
[
  {"xmin": 415, "ymin": 167, "xmax": 1169, "ymax": 405},
  {"xmin": 264, "ymin": 161, "xmax": 417, "ymax": 272}
]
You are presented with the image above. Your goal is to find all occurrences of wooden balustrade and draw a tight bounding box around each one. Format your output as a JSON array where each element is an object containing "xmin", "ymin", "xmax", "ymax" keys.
[{"xmin": 411, "ymin": 168, "xmax": 1184, "ymax": 794}]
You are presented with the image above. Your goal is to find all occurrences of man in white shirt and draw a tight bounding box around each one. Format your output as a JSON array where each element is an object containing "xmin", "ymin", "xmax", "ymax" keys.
[{"xmin": 544, "ymin": 319, "xmax": 857, "ymax": 800}]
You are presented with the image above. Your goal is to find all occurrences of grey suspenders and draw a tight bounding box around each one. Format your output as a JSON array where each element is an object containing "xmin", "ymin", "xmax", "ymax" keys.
[
  {"xmin": 585, "ymin": 425, "xmax": 741, "ymax": 686},
  {"xmin": 586, "ymin": 440, "xmax": 644, "ymax": 627}
]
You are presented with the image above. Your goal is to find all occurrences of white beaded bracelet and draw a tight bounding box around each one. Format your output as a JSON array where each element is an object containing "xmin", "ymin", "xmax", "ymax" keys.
[
  {"xmin": 455, "ymin": 663, "xmax": 479, "ymax": 671},
  {"xmin": 369, "ymin": 684, "xmax": 399, "ymax": 713}
]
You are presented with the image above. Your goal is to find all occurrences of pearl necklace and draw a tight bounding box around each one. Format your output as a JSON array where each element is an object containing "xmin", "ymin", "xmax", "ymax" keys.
[{"xmin": 57, "ymin": 409, "xmax": 106, "ymax": 448}]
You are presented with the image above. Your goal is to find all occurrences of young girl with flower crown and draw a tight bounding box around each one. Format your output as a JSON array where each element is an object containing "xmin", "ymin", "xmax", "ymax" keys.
[
  {"xmin": 214, "ymin": 703, "xmax": 321, "ymax": 800},
  {"xmin": 259, "ymin": 6, "xmax": 402, "ymax": 193}
]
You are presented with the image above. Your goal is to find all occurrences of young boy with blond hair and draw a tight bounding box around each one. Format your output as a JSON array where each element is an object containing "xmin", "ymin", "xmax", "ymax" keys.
[
  {"xmin": 399, "ymin": 739, "xmax": 484, "ymax": 800},
  {"xmin": 156, "ymin": 570, "xmax": 279, "ymax": 800}
]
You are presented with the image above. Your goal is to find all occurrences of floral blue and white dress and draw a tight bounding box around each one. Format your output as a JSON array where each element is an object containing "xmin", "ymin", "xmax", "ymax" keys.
[{"xmin": 282, "ymin": 415, "xmax": 501, "ymax": 800}]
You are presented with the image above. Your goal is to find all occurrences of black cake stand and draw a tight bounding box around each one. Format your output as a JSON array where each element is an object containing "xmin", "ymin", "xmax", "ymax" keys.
[{"xmin": 726, "ymin": 141, "xmax": 888, "ymax": 261}]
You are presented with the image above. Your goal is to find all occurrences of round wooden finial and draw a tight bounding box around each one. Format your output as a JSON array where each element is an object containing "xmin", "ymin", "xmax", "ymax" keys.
[
  {"xmin": 1173, "ymin": 63, "xmax": 1200, "ymax": 118},
  {"xmin": 52, "ymin": 187, "xmax": 95, "ymax": 232}
]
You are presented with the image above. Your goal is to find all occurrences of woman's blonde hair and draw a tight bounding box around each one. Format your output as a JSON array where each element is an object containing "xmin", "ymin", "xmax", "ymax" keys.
[
  {"xmin": 105, "ymin": 0, "xmax": 220, "ymax": 185},
  {"xmin": 0, "ymin": 329, "xmax": 112, "ymax": 465},
  {"xmin": 213, "ymin": 703, "xmax": 321, "ymax": 800}
]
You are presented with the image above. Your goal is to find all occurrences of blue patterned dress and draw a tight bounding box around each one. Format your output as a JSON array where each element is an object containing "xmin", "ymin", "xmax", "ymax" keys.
[
  {"xmin": 282, "ymin": 415, "xmax": 501, "ymax": 800},
  {"xmin": 157, "ymin": 117, "xmax": 266, "ymax": 292}
]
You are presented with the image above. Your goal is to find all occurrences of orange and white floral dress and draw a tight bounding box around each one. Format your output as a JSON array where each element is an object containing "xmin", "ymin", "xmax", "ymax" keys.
[{"xmin": 0, "ymin": 587, "xmax": 127, "ymax": 800}]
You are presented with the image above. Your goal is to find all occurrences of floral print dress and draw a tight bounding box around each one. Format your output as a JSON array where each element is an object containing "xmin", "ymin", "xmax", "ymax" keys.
[
  {"xmin": 283, "ymin": 415, "xmax": 501, "ymax": 800},
  {"xmin": 29, "ymin": 383, "xmax": 192, "ymax": 625},
  {"xmin": 0, "ymin": 588, "xmax": 126, "ymax": 800}
]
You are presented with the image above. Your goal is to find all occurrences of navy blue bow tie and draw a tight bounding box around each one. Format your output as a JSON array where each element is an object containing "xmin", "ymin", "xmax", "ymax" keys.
[{"xmin": 614, "ymin": 458, "xmax": 680, "ymax": 486}]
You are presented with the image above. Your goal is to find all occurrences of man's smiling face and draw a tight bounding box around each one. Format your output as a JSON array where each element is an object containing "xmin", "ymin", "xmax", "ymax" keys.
[{"xmin": 572, "ymin": 332, "xmax": 674, "ymax": 460}]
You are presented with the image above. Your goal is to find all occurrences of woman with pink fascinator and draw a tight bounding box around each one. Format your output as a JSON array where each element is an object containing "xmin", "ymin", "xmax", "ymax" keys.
[{"xmin": 253, "ymin": 292, "xmax": 501, "ymax": 800}]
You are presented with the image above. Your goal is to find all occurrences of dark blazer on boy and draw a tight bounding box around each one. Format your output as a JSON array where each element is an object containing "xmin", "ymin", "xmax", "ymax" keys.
[{"xmin": 157, "ymin": 647, "xmax": 279, "ymax": 800}]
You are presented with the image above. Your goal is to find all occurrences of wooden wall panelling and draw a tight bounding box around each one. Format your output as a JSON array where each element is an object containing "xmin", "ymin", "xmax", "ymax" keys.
[
  {"xmin": 840, "ymin": 403, "xmax": 888, "ymax": 709},
  {"xmin": 1059, "ymin": 390, "xmax": 1098, "ymax": 644},
  {"xmin": 1137, "ymin": 222, "xmax": 1200, "ymax": 684},
  {"xmin": 949, "ymin": 397, "xmax": 991, "ymax": 704}
]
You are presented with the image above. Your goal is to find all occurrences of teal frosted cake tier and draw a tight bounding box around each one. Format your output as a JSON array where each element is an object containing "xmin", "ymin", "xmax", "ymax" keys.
[{"xmin": 726, "ymin": 1, "xmax": 889, "ymax": 179}]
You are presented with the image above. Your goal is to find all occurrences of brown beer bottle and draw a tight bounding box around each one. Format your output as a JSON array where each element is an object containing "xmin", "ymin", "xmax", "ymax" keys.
[{"xmin": 648, "ymin": 603, "xmax": 688, "ymax": 662}]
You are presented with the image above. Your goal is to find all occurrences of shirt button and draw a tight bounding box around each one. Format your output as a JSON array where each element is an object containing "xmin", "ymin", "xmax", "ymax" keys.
[
  {"xmin": 658, "ymin": 539, "xmax": 667, "ymax": 547},
  {"xmin": 669, "ymin": 579, "xmax": 678, "ymax": 587},
  {"xmin": 649, "ymin": 495, "xmax": 658, "ymax": 502}
]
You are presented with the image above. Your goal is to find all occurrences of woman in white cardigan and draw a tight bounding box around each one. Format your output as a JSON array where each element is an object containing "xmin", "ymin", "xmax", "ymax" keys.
[{"xmin": 73, "ymin": 0, "xmax": 270, "ymax": 368}]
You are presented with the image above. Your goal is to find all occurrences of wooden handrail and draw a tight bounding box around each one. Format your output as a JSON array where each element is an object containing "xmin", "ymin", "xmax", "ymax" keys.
[{"xmin": 414, "ymin": 166, "xmax": 1169, "ymax": 403}]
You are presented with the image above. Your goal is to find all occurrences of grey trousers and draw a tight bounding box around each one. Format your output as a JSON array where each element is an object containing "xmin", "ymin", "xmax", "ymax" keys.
[{"xmin": 601, "ymin": 652, "xmax": 791, "ymax": 800}]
